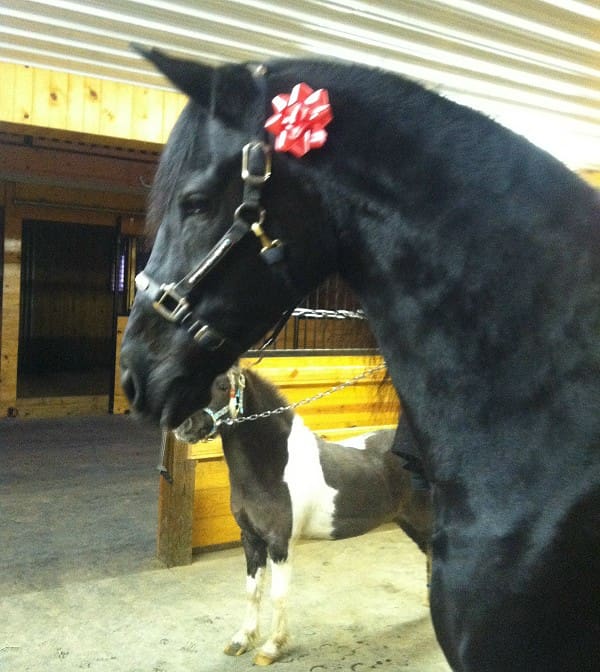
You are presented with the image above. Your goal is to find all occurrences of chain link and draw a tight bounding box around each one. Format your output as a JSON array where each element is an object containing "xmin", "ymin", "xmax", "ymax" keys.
[
  {"xmin": 220, "ymin": 363, "xmax": 387, "ymax": 427},
  {"xmin": 290, "ymin": 307, "xmax": 366, "ymax": 320}
]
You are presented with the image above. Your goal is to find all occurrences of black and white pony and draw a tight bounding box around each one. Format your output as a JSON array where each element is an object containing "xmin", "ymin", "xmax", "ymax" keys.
[
  {"xmin": 175, "ymin": 365, "xmax": 432, "ymax": 665},
  {"xmin": 120, "ymin": 48, "xmax": 600, "ymax": 671}
]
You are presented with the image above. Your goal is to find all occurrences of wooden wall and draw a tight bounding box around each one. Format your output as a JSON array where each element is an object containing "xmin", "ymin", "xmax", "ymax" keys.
[
  {"xmin": 0, "ymin": 134, "xmax": 151, "ymax": 417},
  {"xmin": 0, "ymin": 182, "xmax": 19, "ymax": 414},
  {"xmin": 0, "ymin": 62, "xmax": 185, "ymax": 145}
]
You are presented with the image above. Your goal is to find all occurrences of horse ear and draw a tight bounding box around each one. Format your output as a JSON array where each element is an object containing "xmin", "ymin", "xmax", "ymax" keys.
[
  {"xmin": 131, "ymin": 44, "xmax": 260, "ymax": 128},
  {"xmin": 131, "ymin": 43, "xmax": 213, "ymax": 108}
]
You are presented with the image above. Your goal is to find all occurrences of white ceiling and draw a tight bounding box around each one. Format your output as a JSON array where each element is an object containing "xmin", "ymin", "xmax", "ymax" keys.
[{"xmin": 1, "ymin": 0, "xmax": 599, "ymax": 170}]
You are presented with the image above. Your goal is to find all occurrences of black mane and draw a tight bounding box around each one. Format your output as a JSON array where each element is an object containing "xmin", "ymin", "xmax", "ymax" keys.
[
  {"xmin": 149, "ymin": 56, "xmax": 592, "ymax": 249},
  {"xmin": 147, "ymin": 100, "xmax": 210, "ymax": 239}
]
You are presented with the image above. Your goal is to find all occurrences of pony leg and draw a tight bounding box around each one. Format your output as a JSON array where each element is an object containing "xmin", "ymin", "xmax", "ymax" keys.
[
  {"xmin": 254, "ymin": 558, "xmax": 292, "ymax": 666},
  {"xmin": 224, "ymin": 531, "xmax": 267, "ymax": 657}
]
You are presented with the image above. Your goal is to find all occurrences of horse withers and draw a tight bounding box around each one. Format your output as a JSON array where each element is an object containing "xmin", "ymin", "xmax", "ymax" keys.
[
  {"xmin": 120, "ymin": 48, "xmax": 600, "ymax": 670},
  {"xmin": 175, "ymin": 366, "xmax": 432, "ymax": 665}
]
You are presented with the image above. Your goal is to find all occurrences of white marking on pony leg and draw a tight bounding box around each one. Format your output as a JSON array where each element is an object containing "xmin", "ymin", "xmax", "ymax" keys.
[
  {"xmin": 254, "ymin": 558, "xmax": 292, "ymax": 665},
  {"xmin": 224, "ymin": 567, "xmax": 266, "ymax": 656}
]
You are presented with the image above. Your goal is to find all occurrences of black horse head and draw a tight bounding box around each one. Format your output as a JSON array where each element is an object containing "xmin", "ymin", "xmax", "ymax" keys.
[{"xmin": 121, "ymin": 49, "xmax": 343, "ymax": 427}]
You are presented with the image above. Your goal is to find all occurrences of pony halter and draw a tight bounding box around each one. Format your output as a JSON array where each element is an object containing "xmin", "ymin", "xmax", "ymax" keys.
[
  {"xmin": 135, "ymin": 141, "xmax": 290, "ymax": 353},
  {"xmin": 178, "ymin": 369, "xmax": 246, "ymax": 440}
]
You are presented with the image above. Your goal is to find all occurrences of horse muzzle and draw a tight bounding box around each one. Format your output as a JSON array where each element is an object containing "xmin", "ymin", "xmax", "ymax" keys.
[{"xmin": 119, "ymin": 338, "xmax": 221, "ymax": 429}]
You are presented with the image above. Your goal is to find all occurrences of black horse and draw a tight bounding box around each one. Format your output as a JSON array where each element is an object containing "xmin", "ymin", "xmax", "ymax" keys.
[
  {"xmin": 120, "ymin": 48, "xmax": 600, "ymax": 671},
  {"xmin": 174, "ymin": 365, "xmax": 431, "ymax": 664}
]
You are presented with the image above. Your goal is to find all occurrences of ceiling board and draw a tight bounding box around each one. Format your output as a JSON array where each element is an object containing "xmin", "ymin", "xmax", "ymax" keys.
[{"xmin": 1, "ymin": 0, "xmax": 599, "ymax": 169}]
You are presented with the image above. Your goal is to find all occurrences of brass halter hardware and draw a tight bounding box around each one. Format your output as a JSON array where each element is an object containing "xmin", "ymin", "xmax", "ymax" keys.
[
  {"xmin": 241, "ymin": 141, "xmax": 271, "ymax": 184},
  {"xmin": 251, "ymin": 220, "xmax": 282, "ymax": 253}
]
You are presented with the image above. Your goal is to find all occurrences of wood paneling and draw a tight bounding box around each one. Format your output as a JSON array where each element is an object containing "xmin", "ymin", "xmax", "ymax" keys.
[
  {"xmin": 15, "ymin": 395, "xmax": 109, "ymax": 418},
  {"xmin": 0, "ymin": 62, "xmax": 186, "ymax": 145},
  {"xmin": 581, "ymin": 170, "xmax": 600, "ymax": 188},
  {"xmin": 0, "ymin": 185, "xmax": 21, "ymax": 408},
  {"xmin": 192, "ymin": 459, "xmax": 240, "ymax": 547}
]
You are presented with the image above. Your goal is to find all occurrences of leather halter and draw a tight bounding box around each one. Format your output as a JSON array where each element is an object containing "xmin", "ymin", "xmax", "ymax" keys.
[{"xmin": 135, "ymin": 140, "xmax": 294, "ymax": 353}]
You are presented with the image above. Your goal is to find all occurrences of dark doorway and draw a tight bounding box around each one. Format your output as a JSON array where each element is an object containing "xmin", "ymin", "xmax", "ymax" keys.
[{"xmin": 18, "ymin": 220, "xmax": 117, "ymax": 399}]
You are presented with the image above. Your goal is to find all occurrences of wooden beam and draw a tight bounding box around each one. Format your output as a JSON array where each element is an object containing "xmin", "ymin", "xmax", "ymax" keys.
[
  {"xmin": 0, "ymin": 183, "xmax": 21, "ymax": 411},
  {"xmin": 157, "ymin": 432, "xmax": 196, "ymax": 567},
  {"xmin": 0, "ymin": 133, "xmax": 158, "ymax": 194},
  {"xmin": 0, "ymin": 61, "xmax": 186, "ymax": 144}
]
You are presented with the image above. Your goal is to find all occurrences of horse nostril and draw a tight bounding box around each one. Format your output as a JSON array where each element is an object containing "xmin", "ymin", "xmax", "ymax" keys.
[
  {"xmin": 121, "ymin": 368, "xmax": 140, "ymax": 407},
  {"xmin": 180, "ymin": 417, "xmax": 194, "ymax": 432}
]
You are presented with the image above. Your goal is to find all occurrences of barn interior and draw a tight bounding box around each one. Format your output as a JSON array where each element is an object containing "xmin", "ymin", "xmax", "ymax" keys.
[{"xmin": 1, "ymin": 2, "xmax": 598, "ymax": 671}]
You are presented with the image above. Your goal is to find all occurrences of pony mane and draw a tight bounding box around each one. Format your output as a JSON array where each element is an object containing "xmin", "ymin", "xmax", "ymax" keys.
[{"xmin": 242, "ymin": 367, "xmax": 290, "ymax": 416}]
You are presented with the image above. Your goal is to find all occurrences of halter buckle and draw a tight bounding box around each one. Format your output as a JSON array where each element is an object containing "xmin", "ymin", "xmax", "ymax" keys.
[
  {"xmin": 241, "ymin": 142, "xmax": 272, "ymax": 185},
  {"xmin": 191, "ymin": 324, "xmax": 226, "ymax": 351},
  {"xmin": 153, "ymin": 283, "xmax": 190, "ymax": 323}
]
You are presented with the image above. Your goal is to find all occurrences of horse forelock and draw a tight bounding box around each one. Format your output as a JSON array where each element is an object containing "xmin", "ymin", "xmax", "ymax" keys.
[{"xmin": 146, "ymin": 101, "xmax": 212, "ymax": 241}]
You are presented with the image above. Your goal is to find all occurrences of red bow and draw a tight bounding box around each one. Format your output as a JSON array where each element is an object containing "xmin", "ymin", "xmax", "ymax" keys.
[{"xmin": 264, "ymin": 83, "xmax": 333, "ymax": 157}]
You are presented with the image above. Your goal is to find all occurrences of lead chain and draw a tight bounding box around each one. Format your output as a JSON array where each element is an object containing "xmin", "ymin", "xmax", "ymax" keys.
[
  {"xmin": 220, "ymin": 363, "xmax": 387, "ymax": 427},
  {"xmin": 290, "ymin": 307, "xmax": 366, "ymax": 320}
]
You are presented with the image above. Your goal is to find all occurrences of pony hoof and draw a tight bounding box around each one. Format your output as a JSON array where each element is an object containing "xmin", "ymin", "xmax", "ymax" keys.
[
  {"xmin": 254, "ymin": 651, "xmax": 278, "ymax": 666},
  {"xmin": 224, "ymin": 642, "xmax": 249, "ymax": 657}
]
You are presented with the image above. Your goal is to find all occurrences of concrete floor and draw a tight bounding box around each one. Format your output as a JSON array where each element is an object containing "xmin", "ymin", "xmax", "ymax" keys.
[{"xmin": 0, "ymin": 415, "xmax": 450, "ymax": 672}]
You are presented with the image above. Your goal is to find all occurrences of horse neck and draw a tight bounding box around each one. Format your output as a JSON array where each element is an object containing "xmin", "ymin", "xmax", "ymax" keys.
[
  {"xmin": 219, "ymin": 369, "xmax": 293, "ymax": 482},
  {"xmin": 286, "ymin": 64, "xmax": 598, "ymax": 449}
]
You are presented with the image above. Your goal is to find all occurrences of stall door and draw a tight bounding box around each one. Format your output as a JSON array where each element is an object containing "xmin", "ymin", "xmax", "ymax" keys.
[{"xmin": 18, "ymin": 220, "xmax": 117, "ymax": 407}]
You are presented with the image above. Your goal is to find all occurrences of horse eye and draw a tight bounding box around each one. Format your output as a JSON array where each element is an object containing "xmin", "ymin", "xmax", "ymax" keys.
[
  {"xmin": 216, "ymin": 380, "xmax": 229, "ymax": 392},
  {"xmin": 180, "ymin": 193, "xmax": 212, "ymax": 219}
]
